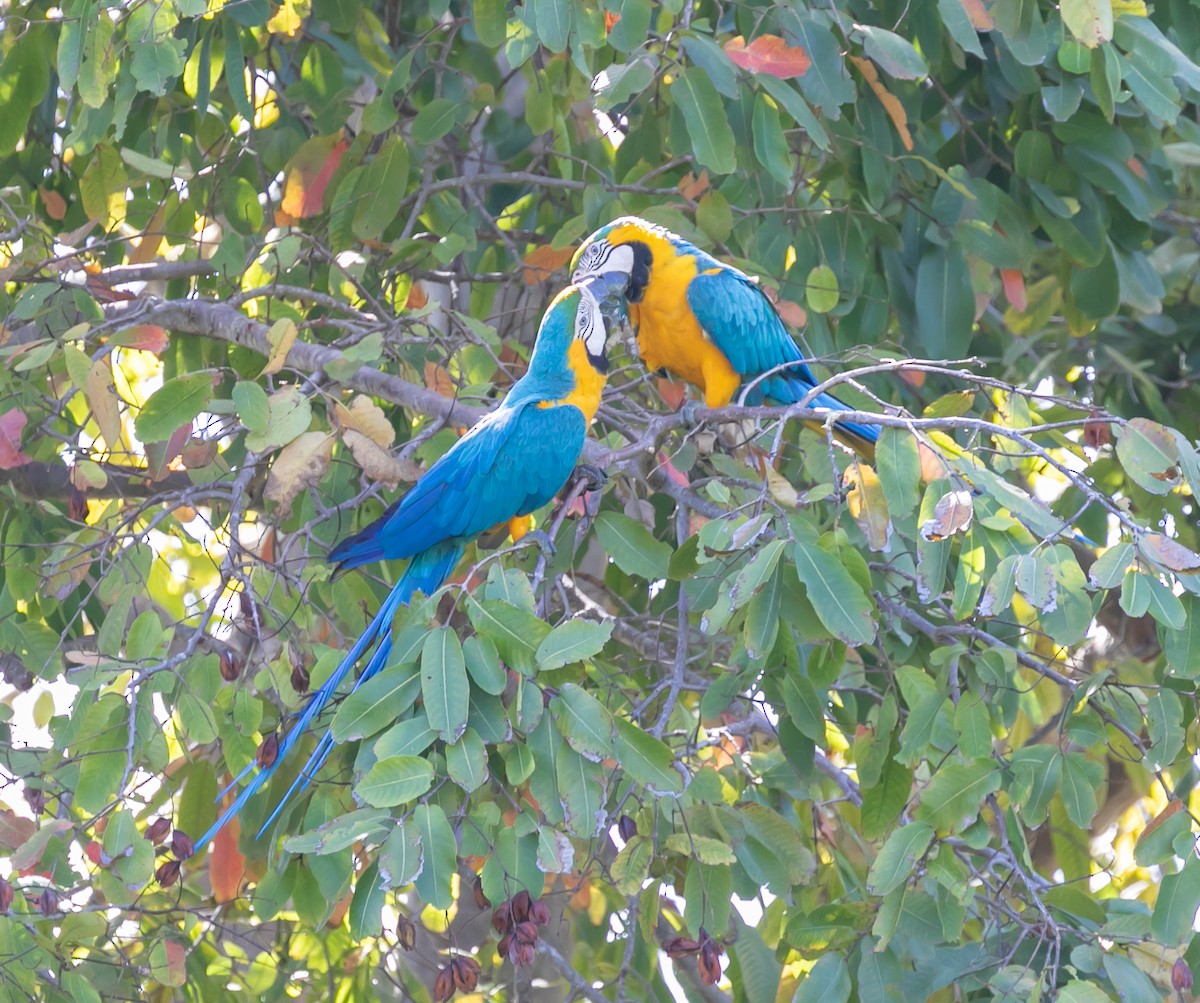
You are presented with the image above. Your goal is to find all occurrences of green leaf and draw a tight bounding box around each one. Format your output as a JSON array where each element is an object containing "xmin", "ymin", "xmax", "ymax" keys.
[
  {"xmin": 861, "ymin": 757, "xmax": 913, "ymax": 841},
  {"xmin": 283, "ymin": 809, "xmax": 392, "ymax": 854},
  {"xmin": 134, "ymin": 372, "xmax": 213, "ymax": 443},
  {"xmin": 1058, "ymin": 981, "xmax": 1119, "ymax": 1003},
  {"xmin": 412, "ymin": 804, "xmax": 456, "ymax": 909},
  {"xmin": 613, "ymin": 717, "xmax": 684, "ymax": 793},
  {"xmin": 593, "ymin": 512, "xmax": 673, "ymax": 580},
  {"xmin": 379, "ymin": 820, "xmax": 423, "ymax": 888},
  {"xmin": 347, "ymin": 861, "xmax": 385, "ymax": 939},
  {"xmin": 551, "ymin": 683, "xmax": 615, "ymax": 760},
  {"xmin": 330, "ymin": 664, "xmax": 420, "ymax": 742},
  {"xmin": 463, "ymin": 635, "xmax": 506, "ymax": 694},
  {"xmin": 445, "ymin": 728, "xmax": 489, "ymax": 792},
  {"xmin": 1116, "ymin": 417, "xmax": 1181, "ymax": 495},
  {"xmin": 557, "ymin": 745, "xmax": 606, "ymax": 837},
  {"xmin": 532, "ymin": 0, "xmax": 571, "ymax": 52},
  {"xmin": 1060, "ymin": 753, "xmax": 1103, "ymax": 828},
  {"xmin": 867, "ymin": 821, "xmax": 934, "ymax": 896},
  {"xmin": 352, "ymin": 136, "xmax": 409, "ymax": 242},
  {"xmin": 665, "ymin": 833, "xmax": 737, "ymax": 865},
  {"xmin": 467, "ymin": 596, "xmax": 551, "ymax": 675},
  {"xmin": 357, "ymin": 756, "xmax": 434, "ymax": 807},
  {"xmin": 421, "ymin": 627, "xmax": 469, "ymax": 743},
  {"xmin": 670, "ymin": 68, "xmax": 737, "ymax": 175},
  {"xmin": 1152, "ymin": 854, "xmax": 1200, "ymax": 946},
  {"xmin": 536, "ymin": 618, "xmax": 613, "ymax": 670},
  {"xmin": 914, "ymin": 760, "xmax": 1000, "ymax": 832},
  {"xmin": 938, "ymin": 0, "xmax": 985, "ymax": 58},
  {"xmin": 953, "ymin": 692, "xmax": 991, "ymax": 759},
  {"xmin": 411, "ymin": 99, "xmax": 460, "ymax": 145},
  {"xmin": 752, "ymin": 93, "xmax": 794, "ymax": 185},
  {"xmin": 244, "ymin": 387, "xmax": 313, "ymax": 452},
  {"xmin": 857, "ymin": 25, "xmax": 928, "ymax": 79},
  {"xmin": 806, "ymin": 264, "xmax": 840, "ymax": 314},
  {"xmin": 915, "ymin": 244, "xmax": 974, "ymax": 358},
  {"xmin": 790, "ymin": 541, "xmax": 876, "ymax": 645},
  {"xmin": 473, "ymin": 0, "xmax": 507, "ymax": 47},
  {"xmin": 875, "ymin": 428, "xmax": 920, "ymax": 519},
  {"xmin": 1146, "ymin": 689, "xmax": 1184, "ymax": 771},
  {"xmin": 1164, "ymin": 594, "xmax": 1200, "ymax": 678},
  {"xmin": 793, "ymin": 953, "xmax": 852, "ymax": 1003}
]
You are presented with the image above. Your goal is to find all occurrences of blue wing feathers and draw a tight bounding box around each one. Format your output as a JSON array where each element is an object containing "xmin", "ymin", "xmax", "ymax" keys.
[
  {"xmin": 685, "ymin": 266, "xmax": 879, "ymax": 445},
  {"xmin": 198, "ymin": 402, "xmax": 588, "ymax": 852}
]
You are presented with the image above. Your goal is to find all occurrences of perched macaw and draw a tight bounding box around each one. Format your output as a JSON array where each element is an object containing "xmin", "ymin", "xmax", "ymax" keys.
[
  {"xmin": 195, "ymin": 284, "xmax": 611, "ymax": 850},
  {"xmin": 570, "ymin": 216, "xmax": 879, "ymax": 451}
]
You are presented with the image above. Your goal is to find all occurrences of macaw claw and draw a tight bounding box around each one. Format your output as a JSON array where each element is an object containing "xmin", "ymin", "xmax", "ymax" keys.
[
  {"xmin": 576, "ymin": 463, "xmax": 608, "ymax": 493},
  {"xmin": 523, "ymin": 529, "xmax": 558, "ymax": 560}
]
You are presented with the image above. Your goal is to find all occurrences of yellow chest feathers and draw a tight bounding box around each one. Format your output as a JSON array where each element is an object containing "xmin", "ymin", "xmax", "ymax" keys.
[
  {"xmin": 630, "ymin": 255, "xmax": 740, "ymax": 405},
  {"xmin": 540, "ymin": 339, "xmax": 606, "ymax": 422}
]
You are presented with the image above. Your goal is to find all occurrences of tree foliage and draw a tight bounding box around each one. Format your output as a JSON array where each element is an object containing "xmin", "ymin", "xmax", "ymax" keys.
[{"xmin": 2, "ymin": 0, "xmax": 1200, "ymax": 1000}]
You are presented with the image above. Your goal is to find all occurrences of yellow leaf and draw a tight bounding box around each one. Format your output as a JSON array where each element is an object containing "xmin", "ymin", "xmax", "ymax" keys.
[
  {"xmin": 764, "ymin": 465, "xmax": 799, "ymax": 508},
  {"xmin": 85, "ymin": 358, "xmax": 123, "ymax": 451},
  {"xmin": 261, "ymin": 318, "xmax": 297, "ymax": 376},
  {"xmin": 341, "ymin": 428, "xmax": 422, "ymax": 488},
  {"xmin": 850, "ymin": 56, "xmax": 913, "ymax": 152},
  {"xmin": 333, "ymin": 395, "xmax": 394, "ymax": 448},
  {"xmin": 844, "ymin": 462, "xmax": 893, "ymax": 552},
  {"xmin": 264, "ymin": 431, "xmax": 334, "ymax": 517},
  {"xmin": 920, "ymin": 489, "xmax": 974, "ymax": 541},
  {"xmin": 266, "ymin": 0, "xmax": 310, "ymax": 37}
]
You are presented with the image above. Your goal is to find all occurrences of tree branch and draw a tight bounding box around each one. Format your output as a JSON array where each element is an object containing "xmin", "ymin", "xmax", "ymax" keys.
[{"xmin": 0, "ymin": 461, "xmax": 193, "ymax": 499}]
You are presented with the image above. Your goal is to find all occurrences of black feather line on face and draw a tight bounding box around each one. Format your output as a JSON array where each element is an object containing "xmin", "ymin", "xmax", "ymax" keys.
[
  {"xmin": 625, "ymin": 241, "xmax": 652, "ymax": 304},
  {"xmin": 588, "ymin": 351, "xmax": 610, "ymax": 374}
]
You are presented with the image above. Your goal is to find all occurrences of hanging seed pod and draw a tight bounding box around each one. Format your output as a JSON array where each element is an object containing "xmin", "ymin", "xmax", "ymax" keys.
[
  {"xmin": 170, "ymin": 830, "xmax": 195, "ymax": 861},
  {"xmin": 432, "ymin": 965, "xmax": 454, "ymax": 1003},
  {"xmin": 256, "ymin": 732, "xmax": 280, "ymax": 769},
  {"xmin": 472, "ymin": 874, "xmax": 489, "ymax": 910},
  {"xmin": 395, "ymin": 914, "xmax": 416, "ymax": 950},
  {"xmin": 0, "ymin": 877, "xmax": 14, "ymax": 913},
  {"xmin": 617, "ymin": 815, "xmax": 637, "ymax": 841},
  {"xmin": 38, "ymin": 887, "xmax": 59, "ymax": 916},
  {"xmin": 451, "ymin": 956, "xmax": 480, "ymax": 992},
  {"xmin": 219, "ymin": 650, "xmax": 241, "ymax": 682},
  {"xmin": 156, "ymin": 860, "xmax": 182, "ymax": 888},
  {"xmin": 144, "ymin": 817, "xmax": 171, "ymax": 845}
]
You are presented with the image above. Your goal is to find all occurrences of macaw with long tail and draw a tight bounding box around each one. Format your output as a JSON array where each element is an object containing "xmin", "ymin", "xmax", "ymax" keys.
[
  {"xmin": 195, "ymin": 284, "xmax": 611, "ymax": 851},
  {"xmin": 570, "ymin": 216, "xmax": 879, "ymax": 453}
]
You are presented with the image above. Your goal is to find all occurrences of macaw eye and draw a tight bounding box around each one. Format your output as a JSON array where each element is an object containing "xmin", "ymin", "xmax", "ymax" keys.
[{"xmin": 576, "ymin": 288, "xmax": 609, "ymax": 369}]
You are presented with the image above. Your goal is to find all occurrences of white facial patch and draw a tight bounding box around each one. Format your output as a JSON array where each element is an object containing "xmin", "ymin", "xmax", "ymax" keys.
[
  {"xmin": 575, "ymin": 286, "xmax": 608, "ymax": 360},
  {"xmin": 573, "ymin": 241, "xmax": 635, "ymax": 282}
]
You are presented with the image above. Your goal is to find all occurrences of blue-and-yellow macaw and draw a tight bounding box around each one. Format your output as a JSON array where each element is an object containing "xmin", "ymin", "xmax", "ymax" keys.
[
  {"xmin": 195, "ymin": 284, "xmax": 610, "ymax": 850},
  {"xmin": 570, "ymin": 216, "xmax": 879, "ymax": 452}
]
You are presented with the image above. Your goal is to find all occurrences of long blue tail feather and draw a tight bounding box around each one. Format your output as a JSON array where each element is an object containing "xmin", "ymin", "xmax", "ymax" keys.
[{"xmin": 195, "ymin": 542, "xmax": 463, "ymax": 852}]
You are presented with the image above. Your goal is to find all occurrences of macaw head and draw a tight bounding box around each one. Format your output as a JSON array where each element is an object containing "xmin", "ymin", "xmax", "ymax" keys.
[
  {"xmin": 530, "ymin": 283, "xmax": 611, "ymax": 379},
  {"xmin": 570, "ymin": 216, "xmax": 659, "ymax": 309}
]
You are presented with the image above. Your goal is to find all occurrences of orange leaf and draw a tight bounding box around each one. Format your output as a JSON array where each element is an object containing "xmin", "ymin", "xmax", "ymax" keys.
[
  {"xmin": 604, "ymin": 9, "xmax": 620, "ymax": 31},
  {"xmin": 960, "ymin": 0, "xmax": 994, "ymax": 30},
  {"xmin": 112, "ymin": 325, "xmax": 170, "ymax": 354},
  {"xmin": 280, "ymin": 135, "xmax": 350, "ymax": 219},
  {"xmin": 775, "ymin": 299, "xmax": 808, "ymax": 328},
  {"xmin": 1127, "ymin": 156, "xmax": 1146, "ymax": 179},
  {"xmin": 1084, "ymin": 410, "xmax": 1112, "ymax": 449},
  {"xmin": 678, "ymin": 170, "xmax": 710, "ymax": 200},
  {"xmin": 899, "ymin": 368, "xmax": 926, "ymax": 389},
  {"xmin": 1140, "ymin": 799, "xmax": 1185, "ymax": 841},
  {"xmin": 723, "ymin": 35, "xmax": 811, "ymax": 78},
  {"xmin": 0, "ymin": 408, "xmax": 32, "ymax": 470},
  {"xmin": 128, "ymin": 198, "xmax": 172, "ymax": 264},
  {"xmin": 424, "ymin": 361, "xmax": 456, "ymax": 398},
  {"xmin": 1000, "ymin": 268, "xmax": 1027, "ymax": 311},
  {"xmin": 850, "ymin": 56, "xmax": 913, "ymax": 151},
  {"xmin": 522, "ymin": 244, "xmax": 574, "ymax": 285},
  {"xmin": 37, "ymin": 187, "xmax": 66, "ymax": 221},
  {"xmin": 657, "ymin": 378, "xmax": 687, "ymax": 410},
  {"xmin": 210, "ymin": 813, "xmax": 245, "ymax": 903},
  {"xmin": 405, "ymin": 281, "xmax": 428, "ymax": 310}
]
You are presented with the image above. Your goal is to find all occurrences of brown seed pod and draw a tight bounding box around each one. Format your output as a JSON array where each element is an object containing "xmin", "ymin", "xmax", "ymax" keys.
[
  {"xmin": 145, "ymin": 817, "xmax": 171, "ymax": 845},
  {"xmin": 663, "ymin": 937, "xmax": 700, "ymax": 958},
  {"xmin": 38, "ymin": 887, "xmax": 59, "ymax": 916},
  {"xmin": 395, "ymin": 914, "xmax": 416, "ymax": 950},
  {"xmin": 219, "ymin": 650, "xmax": 241, "ymax": 682},
  {"xmin": 1173, "ymin": 957, "xmax": 1193, "ymax": 993},
  {"xmin": 170, "ymin": 830, "xmax": 195, "ymax": 861},
  {"xmin": 511, "ymin": 941, "xmax": 535, "ymax": 967},
  {"xmin": 68, "ymin": 488, "xmax": 88, "ymax": 522},
  {"xmin": 528, "ymin": 898, "xmax": 550, "ymax": 927},
  {"xmin": 617, "ymin": 815, "xmax": 638, "ymax": 841},
  {"xmin": 156, "ymin": 860, "xmax": 182, "ymax": 888},
  {"xmin": 451, "ymin": 956, "xmax": 480, "ymax": 992},
  {"xmin": 511, "ymin": 889, "xmax": 531, "ymax": 924},
  {"xmin": 491, "ymin": 902, "xmax": 513, "ymax": 934},
  {"xmin": 513, "ymin": 920, "xmax": 539, "ymax": 947},
  {"xmin": 290, "ymin": 664, "xmax": 310, "ymax": 693},
  {"xmin": 0, "ymin": 877, "xmax": 14, "ymax": 913},
  {"xmin": 23, "ymin": 787, "xmax": 45, "ymax": 815},
  {"xmin": 432, "ymin": 965, "xmax": 455, "ymax": 1003},
  {"xmin": 697, "ymin": 941, "xmax": 721, "ymax": 985},
  {"xmin": 256, "ymin": 732, "xmax": 280, "ymax": 769},
  {"xmin": 472, "ymin": 875, "xmax": 490, "ymax": 910}
]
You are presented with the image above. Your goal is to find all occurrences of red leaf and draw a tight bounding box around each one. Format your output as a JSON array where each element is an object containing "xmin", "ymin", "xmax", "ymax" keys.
[
  {"xmin": 657, "ymin": 378, "xmax": 687, "ymax": 410},
  {"xmin": 657, "ymin": 451, "xmax": 690, "ymax": 487},
  {"xmin": 724, "ymin": 35, "xmax": 811, "ymax": 78},
  {"xmin": 1000, "ymin": 269, "xmax": 1027, "ymax": 311},
  {"xmin": 280, "ymin": 135, "xmax": 350, "ymax": 219},
  {"xmin": 210, "ymin": 814, "xmax": 245, "ymax": 904},
  {"xmin": 0, "ymin": 409, "xmax": 32, "ymax": 470},
  {"xmin": 112, "ymin": 325, "xmax": 170, "ymax": 354}
]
